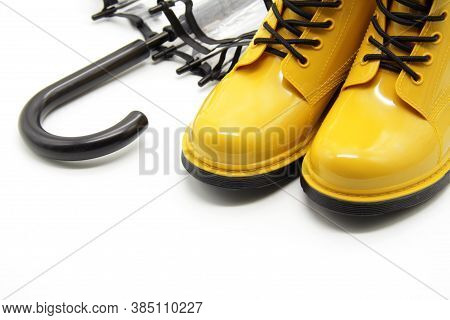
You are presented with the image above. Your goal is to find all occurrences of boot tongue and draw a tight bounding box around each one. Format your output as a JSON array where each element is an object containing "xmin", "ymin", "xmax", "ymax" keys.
[
  {"xmin": 270, "ymin": 3, "xmax": 317, "ymax": 54},
  {"xmin": 386, "ymin": 0, "xmax": 429, "ymax": 54}
]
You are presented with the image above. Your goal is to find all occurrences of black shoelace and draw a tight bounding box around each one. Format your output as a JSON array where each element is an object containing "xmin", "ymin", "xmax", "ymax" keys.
[
  {"xmin": 364, "ymin": 0, "xmax": 446, "ymax": 82},
  {"xmin": 254, "ymin": 0, "xmax": 342, "ymax": 65}
]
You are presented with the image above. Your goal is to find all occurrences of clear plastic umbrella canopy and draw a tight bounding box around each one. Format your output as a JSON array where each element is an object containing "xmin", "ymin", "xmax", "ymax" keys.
[
  {"xmin": 170, "ymin": 0, "xmax": 267, "ymax": 39},
  {"xmin": 94, "ymin": 0, "xmax": 269, "ymax": 85},
  {"xmin": 116, "ymin": 0, "xmax": 267, "ymax": 39}
]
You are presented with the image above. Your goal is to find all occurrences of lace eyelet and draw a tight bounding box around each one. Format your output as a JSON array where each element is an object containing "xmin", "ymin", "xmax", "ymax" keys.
[
  {"xmin": 298, "ymin": 57, "xmax": 310, "ymax": 68},
  {"xmin": 441, "ymin": 10, "xmax": 448, "ymax": 21},
  {"xmin": 336, "ymin": 0, "xmax": 344, "ymax": 10},
  {"xmin": 324, "ymin": 18, "xmax": 335, "ymax": 30},
  {"xmin": 312, "ymin": 38, "xmax": 323, "ymax": 50},
  {"xmin": 424, "ymin": 53, "xmax": 433, "ymax": 65},
  {"xmin": 431, "ymin": 32, "xmax": 442, "ymax": 44},
  {"xmin": 412, "ymin": 73, "xmax": 424, "ymax": 85},
  {"xmin": 360, "ymin": 57, "xmax": 369, "ymax": 66},
  {"xmin": 366, "ymin": 34, "xmax": 375, "ymax": 45}
]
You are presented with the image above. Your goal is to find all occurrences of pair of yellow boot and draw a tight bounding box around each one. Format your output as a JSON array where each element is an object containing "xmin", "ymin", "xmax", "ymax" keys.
[{"xmin": 182, "ymin": 0, "xmax": 449, "ymax": 215}]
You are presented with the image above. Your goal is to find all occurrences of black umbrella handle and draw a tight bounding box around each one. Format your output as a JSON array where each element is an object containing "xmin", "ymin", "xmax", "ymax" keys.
[{"xmin": 19, "ymin": 34, "xmax": 168, "ymax": 161}]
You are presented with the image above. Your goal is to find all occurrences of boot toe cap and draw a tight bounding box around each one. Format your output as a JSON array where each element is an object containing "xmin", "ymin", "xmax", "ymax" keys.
[
  {"xmin": 183, "ymin": 56, "xmax": 316, "ymax": 171},
  {"xmin": 305, "ymin": 92, "xmax": 441, "ymax": 194}
]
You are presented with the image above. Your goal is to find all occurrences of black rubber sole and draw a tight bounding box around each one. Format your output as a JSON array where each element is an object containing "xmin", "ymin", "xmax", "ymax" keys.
[
  {"xmin": 182, "ymin": 153, "xmax": 303, "ymax": 189},
  {"xmin": 300, "ymin": 171, "xmax": 449, "ymax": 216}
]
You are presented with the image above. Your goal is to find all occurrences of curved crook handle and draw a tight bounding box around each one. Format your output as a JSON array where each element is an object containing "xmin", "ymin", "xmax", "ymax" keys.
[{"xmin": 19, "ymin": 39, "xmax": 157, "ymax": 161}]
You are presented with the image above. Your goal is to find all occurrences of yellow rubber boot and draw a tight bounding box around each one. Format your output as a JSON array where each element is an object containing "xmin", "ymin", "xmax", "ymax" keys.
[
  {"xmin": 301, "ymin": 0, "xmax": 449, "ymax": 215},
  {"xmin": 182, "ymin": 0, "xmax": 376, "ymax": 189}
]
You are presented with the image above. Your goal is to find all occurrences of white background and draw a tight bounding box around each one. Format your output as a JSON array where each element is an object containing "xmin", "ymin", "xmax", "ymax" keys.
[{"xmin": 0, "ymin": 0, "xmax": 449, "ymax": 318}]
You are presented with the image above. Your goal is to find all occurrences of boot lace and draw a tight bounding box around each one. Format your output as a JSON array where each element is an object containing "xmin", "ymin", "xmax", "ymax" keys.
[
  {"xmin": 254, "ymin": 0, "xmax": 342, "ymax": 65},
  {"xmin": 364, "ymin": 0, "xmax": 446, "ymax": 82}
]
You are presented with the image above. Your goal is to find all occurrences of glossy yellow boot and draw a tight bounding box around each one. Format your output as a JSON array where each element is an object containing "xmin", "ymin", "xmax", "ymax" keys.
[
  {"xmin": 182, "ymin": 0, "xmax": 376, "ymax": 189},
  {"xmin": 301, "ymin": 0, "xmax": 449, "ymax": 215}
]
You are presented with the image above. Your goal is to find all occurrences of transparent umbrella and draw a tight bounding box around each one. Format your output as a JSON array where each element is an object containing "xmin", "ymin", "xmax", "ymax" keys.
[{"xmin": 18, "ymin": 0, "xmax": 269, "ymax": 162}]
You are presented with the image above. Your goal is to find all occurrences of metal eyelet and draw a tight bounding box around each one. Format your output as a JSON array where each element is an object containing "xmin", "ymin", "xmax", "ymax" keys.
[
  {"xmin": 412, "ymin": 73, "xmax": 424, "ymax": 85},
  {"xmin": 366, "ymin": 34, "xmax": 375, "ymax": 44},
  {"xmin": 312, "ymin": 38, "xmax": 323, "ymax": 50},
  {"xmin": 298, "ymin": 57, "xmax": 310, "ymax": 68},
  {"xmin": 424, "ymin": 53, "xmax": 433, "ymax": 65},
  {"xmin": 360, "ymin": 57, "xmax": 370, "ymax": 66},
  {"xmin": 432, "ymin": 32, "xmax": 442, "ymax": 44},
  {"xmin": 324, "ymin": 18, "xmax": 335, "ymax": 30}
]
